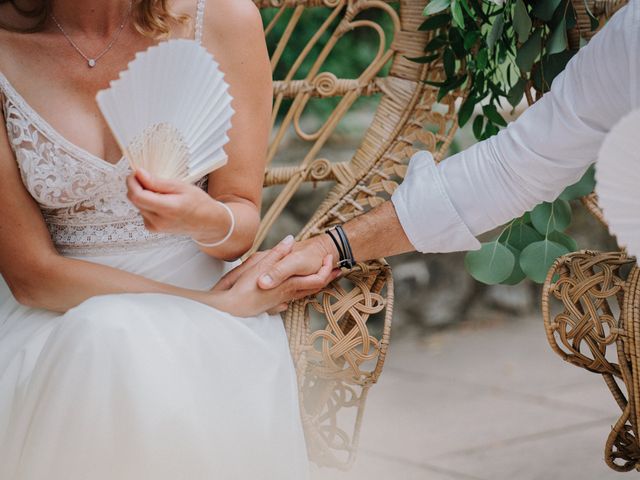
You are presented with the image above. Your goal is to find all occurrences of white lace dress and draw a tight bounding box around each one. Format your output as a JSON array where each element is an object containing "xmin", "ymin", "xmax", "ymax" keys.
[{"xmin": 0, "ymin": 12, "xmax": 308, "ymax": 480}]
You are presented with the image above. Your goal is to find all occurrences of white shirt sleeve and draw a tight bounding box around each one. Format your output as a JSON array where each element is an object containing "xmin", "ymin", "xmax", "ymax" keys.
[{"xmin": 391, "ymin": 0, "xmax": 640, "ymax": 254}]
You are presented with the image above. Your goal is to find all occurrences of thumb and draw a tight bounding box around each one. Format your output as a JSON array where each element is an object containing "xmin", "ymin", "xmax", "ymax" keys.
[
  {"xmin": 136, "ymin": 168, "xmax": 185, "ymax": 194},
  {"xmin": 258, "ymin": 237, "xmax": 308, "ymax": 290},
  {"xmin": 254, "ymin": 235, "xmax": 295, "ymax": 272}
]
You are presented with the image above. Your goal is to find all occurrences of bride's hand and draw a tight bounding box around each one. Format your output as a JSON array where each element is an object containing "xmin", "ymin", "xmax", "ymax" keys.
[
  {"xmin": 126, "ymin": 169, "xmax": 229, "ymax": 238},
  {"xmin": 211, "ymin": 236, "xmax": 339, "ymax": 317}
]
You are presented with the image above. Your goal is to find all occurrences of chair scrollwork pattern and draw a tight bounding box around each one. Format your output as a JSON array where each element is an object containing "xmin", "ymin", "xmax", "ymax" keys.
[
  {"xmin": 543, "ymin": 251, "xmax": 640, "ymax": 471},
  {"xmin": 254, "ymin": 0, "xmax": 465, "ymax": 468}
]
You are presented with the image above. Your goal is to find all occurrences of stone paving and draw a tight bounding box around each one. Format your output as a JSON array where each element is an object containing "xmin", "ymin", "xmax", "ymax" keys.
[{"xmin": 312, "ymin": 311, "xmax": 625, "ymax": 480}]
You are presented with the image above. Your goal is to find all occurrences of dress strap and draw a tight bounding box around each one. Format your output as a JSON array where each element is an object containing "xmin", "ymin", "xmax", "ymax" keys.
[{"xmin": 194, "ymin": 0, "xmax": 206, "ymax": 44}]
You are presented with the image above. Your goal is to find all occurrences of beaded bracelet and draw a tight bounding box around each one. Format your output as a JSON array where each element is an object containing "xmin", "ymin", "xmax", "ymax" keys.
[{"xmin": 192, "ymin": 202, "xmax": 235, "ymax": 248}]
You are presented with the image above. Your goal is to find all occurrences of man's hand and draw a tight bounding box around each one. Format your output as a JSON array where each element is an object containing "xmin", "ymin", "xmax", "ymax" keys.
[
  {"xmin": 255, "ymin": 235, "xmax": 339, "ymax": 291},
  {"xmin": 252, "ymin": 202, "xmax": 414, "ymax": 294}
]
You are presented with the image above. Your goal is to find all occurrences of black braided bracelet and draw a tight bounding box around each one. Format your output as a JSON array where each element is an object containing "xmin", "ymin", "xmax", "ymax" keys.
[{"xmin": 326, "ymin": 225, "xmax": 356, "ymax": 269}]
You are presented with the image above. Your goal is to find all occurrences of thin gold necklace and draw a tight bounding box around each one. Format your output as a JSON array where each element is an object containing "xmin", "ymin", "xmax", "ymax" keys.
[{"xmin": 50, "ymin": 2, "xmax": 132, "ymax": 68}]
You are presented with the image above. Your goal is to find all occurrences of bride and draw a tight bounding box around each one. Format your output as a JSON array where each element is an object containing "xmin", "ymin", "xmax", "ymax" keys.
[{"xmin": 0, "ymin": 0, "xmax": 334, "ymax": 478}]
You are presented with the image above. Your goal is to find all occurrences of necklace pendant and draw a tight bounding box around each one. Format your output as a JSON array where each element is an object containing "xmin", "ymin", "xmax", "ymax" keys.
[{"xmin": 88, "ymin": 59, "xmax": 96, "ymax": 68}]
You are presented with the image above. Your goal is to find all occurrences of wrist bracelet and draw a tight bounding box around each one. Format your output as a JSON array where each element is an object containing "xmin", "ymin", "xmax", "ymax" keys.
[
  {"xmin": 192, "ymin": 202, "xmax": 235, "ymax": 248},
  {"xmin": 326, "ymin": 225, "xmax": 356, "ymax": 269}
]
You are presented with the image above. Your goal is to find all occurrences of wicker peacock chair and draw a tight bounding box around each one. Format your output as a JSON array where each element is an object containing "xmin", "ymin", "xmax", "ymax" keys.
[
  {"xmin": 252, "ymin": 0, "xmax": 464, "ymax": 469},
  {"xmin": 542, "ymin": 0, "xmax": 640, "ymax": 473}
]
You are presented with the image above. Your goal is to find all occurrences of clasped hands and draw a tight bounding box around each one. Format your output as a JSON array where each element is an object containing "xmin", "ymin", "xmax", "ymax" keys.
[
  {"xmin": 213, "ymin": 235, "xmax": 340, "ymax": 316},
  {"xmin": 125, "ymin": 169, "xmax": 340, "ymax": 316}
]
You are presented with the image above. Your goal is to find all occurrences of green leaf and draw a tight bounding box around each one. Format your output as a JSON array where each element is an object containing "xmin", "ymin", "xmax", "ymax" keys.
[
  {"xmin": 448, "ymin": 28, "xmax": 466, "ymax": 57},
  {"xmin": 425, "ymin": 35, "xmax": 447, "ymax": 52},
  {"xmin": 531, "ymin": 50, "xmax": 576, "ymax": 92},
  {"xmin": 424, "ymin": 0, "xmax": 451, "ymax": 16},
  {"xmin": 458, "ymin": 96, "xmax": 476, "ymax": 127},
  {"xmin": 459, "ymin": 0, "xmax": 474, "ymax": 17},
  {"xmin": 502, "ymin": 244, "xmax": 527, "ymax": 285},
  {"xmin": 419, "ymin": 13, "xmax": 451, "ymax": 31},
  {"xmin": 547, "ymin": 231, "xmax": 579, "ymax": 252},
  {"xmin": 436, "ymin": 75, "xmax": 466, "ymax": 101},
  {"xmin": 530, "ymin": 200, "xmax": 572, "ymax": 235},
  {"xmin": 516, "ymin": 29, "xmax": 542, "ymax": 73},
  {"xmin": 406, "ymin": 54, "xmax": 439, "ymax": 64},
  {"xmin": 482, "ymin": 104, "xmax": 507, "ymax": 127},
  {"xmin": 477, "ymin": 48, "xmax": 489, "ymax": 71},
  {"xmin": 467, "ymin": 0, "xmax": 489, "ymax": 22},
  {"xmin": 520, "ymin": 240, "xmax": 570, "ymax": 283},
  {"xmin": 500, "ymin": 221, "xmax": 544, "ymax": 250},
  {"xmin": 487, "ymin": 13, "xmax": 505, "ymax": 51},
  {"xmin": 507, "ymin": 78, "xmax": 526, "ymax": 108},
  {"xmin": 443, "ymin": 48, "xmax": 456, "ymax": 78},
  {"xmin": 548, "ymin": 18, "xmax": 568, "ymax": 55},
  {"xmin": 451, "ymin": 0, "xmax": 465, "ymax": 28},
  {"xmin": 514, "ymin": 0, "xmax": 532, "ymax": 43},
  {"xmin": 463, "ymin": 30, "xmax": 481, "ymax": 49},
  {"xmin": 465, "ymin": 241, "xmax": 516, "ymax": 285},
  {"xmin": 482, "ymin": 121, "xmax": 500, "ymax": 139},
  {"xmin": 531, "ymin": 0, "xmax": 562, "ymax": 22},
  {"xmin": 472, "ymin": 115, "xmax": 485, "ymax": 139},
  {"xmin": 559, "ymin": 165, "xmax": 595, "ymax": 200}
]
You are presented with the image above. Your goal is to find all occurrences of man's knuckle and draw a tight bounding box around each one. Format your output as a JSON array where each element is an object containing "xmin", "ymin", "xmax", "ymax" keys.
[{"xmin": 270, "ymin": 264, "xmax": 285, "ymax": 280}]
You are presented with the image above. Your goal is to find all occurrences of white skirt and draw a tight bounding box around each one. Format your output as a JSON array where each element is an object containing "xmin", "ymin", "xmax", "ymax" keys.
[{"xmin": 0, "ymin": 240, "xmax": 308, "ymax": 479}]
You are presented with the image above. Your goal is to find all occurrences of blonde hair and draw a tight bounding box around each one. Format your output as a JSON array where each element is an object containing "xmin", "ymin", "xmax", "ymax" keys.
[{"xmin": 0, "ymin": 0, "xmax": 190, "ymax": 37}]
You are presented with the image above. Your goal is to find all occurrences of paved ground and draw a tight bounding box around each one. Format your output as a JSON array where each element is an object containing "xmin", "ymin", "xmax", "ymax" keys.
[{"xmin": 311, "ymin": 312, "xmax": 628, "ymax": 480}]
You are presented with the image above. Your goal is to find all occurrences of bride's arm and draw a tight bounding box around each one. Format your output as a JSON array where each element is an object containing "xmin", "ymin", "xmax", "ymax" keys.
[
  {"xmin": 0, "ymin": 130, "xmax": 200, "ymax": 311},
  {"xmin": 127, "ymin": 0, "xmax": 271, "ymax": 261},
  {"xmin": 0, "ymin": 110, "xmax": 329, "ymax": 314}
]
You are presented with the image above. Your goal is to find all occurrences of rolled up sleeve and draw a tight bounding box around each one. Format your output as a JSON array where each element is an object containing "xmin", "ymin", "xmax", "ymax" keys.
[
  {"xmin": 391, "ymin": 151, "xmax": 481, "ymax": 253},
  {"xmin": 391, "ymin": 1, "xmax": 638, "ymax": 254}
]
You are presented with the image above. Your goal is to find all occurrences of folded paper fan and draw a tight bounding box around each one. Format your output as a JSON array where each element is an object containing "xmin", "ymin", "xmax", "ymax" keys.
[
  {"xmin": 595, "ymin": 108, "xmax": 640, "ymax": 260},
  {"xmin": 96, "ymin": 39, "xmax": 234, "ymax": 183}
]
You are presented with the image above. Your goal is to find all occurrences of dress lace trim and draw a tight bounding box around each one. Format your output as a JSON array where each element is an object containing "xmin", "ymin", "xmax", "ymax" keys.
[{"xmin": 0, "ymin": 72, "xmax": 209, "ymax": 256}]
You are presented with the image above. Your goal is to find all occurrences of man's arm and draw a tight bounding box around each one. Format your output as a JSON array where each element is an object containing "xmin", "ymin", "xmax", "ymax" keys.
[
  {"xmin": 339, "ymin": 201, "xmax": 415, "ymax": 260},
  {"xmin": 258, "ymin": 1, "xmax": 639, "ymax": 290},
  {"xmin": 258, "ymin": 201, "xmax": 414, "ymax": 289}
]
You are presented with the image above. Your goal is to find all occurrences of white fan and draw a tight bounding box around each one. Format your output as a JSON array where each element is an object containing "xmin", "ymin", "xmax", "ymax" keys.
[
  {"xmin": 595, "ymin": 108, "xmax": 640, "ymax": 260},
  {"xmin": 96, "ymin": 39, "xmax": 234, "ymax": 183}
]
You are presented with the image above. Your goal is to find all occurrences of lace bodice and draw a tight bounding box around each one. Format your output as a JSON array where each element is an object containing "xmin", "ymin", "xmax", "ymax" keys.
[{"xmin": 0, "ymin": 0, "xmax": 209, "ymax": 256}]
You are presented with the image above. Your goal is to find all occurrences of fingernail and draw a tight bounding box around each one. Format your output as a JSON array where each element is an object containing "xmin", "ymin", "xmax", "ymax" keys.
[
  {"xmin": 281, "ymin": 235, "xmax": 294, "ymax": 246},
  {"xmin": 138, "ymin": 168, "xmax": 150, "ymax": 178},
  {"xmin": 260, "ymin": 274, "xmax": 273, "ymax": 286}
]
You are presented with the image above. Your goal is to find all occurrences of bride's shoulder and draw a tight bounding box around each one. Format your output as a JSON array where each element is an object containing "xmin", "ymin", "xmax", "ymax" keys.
[{"xmin": 202, "ymin": 0, "xmax": 263, "ymax": 36}]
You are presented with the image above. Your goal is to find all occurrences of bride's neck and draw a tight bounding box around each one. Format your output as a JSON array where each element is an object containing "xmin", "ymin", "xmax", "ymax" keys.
[{"xmin": 50, "ymin": 0, "xmax": 131, "ymax": 36}]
